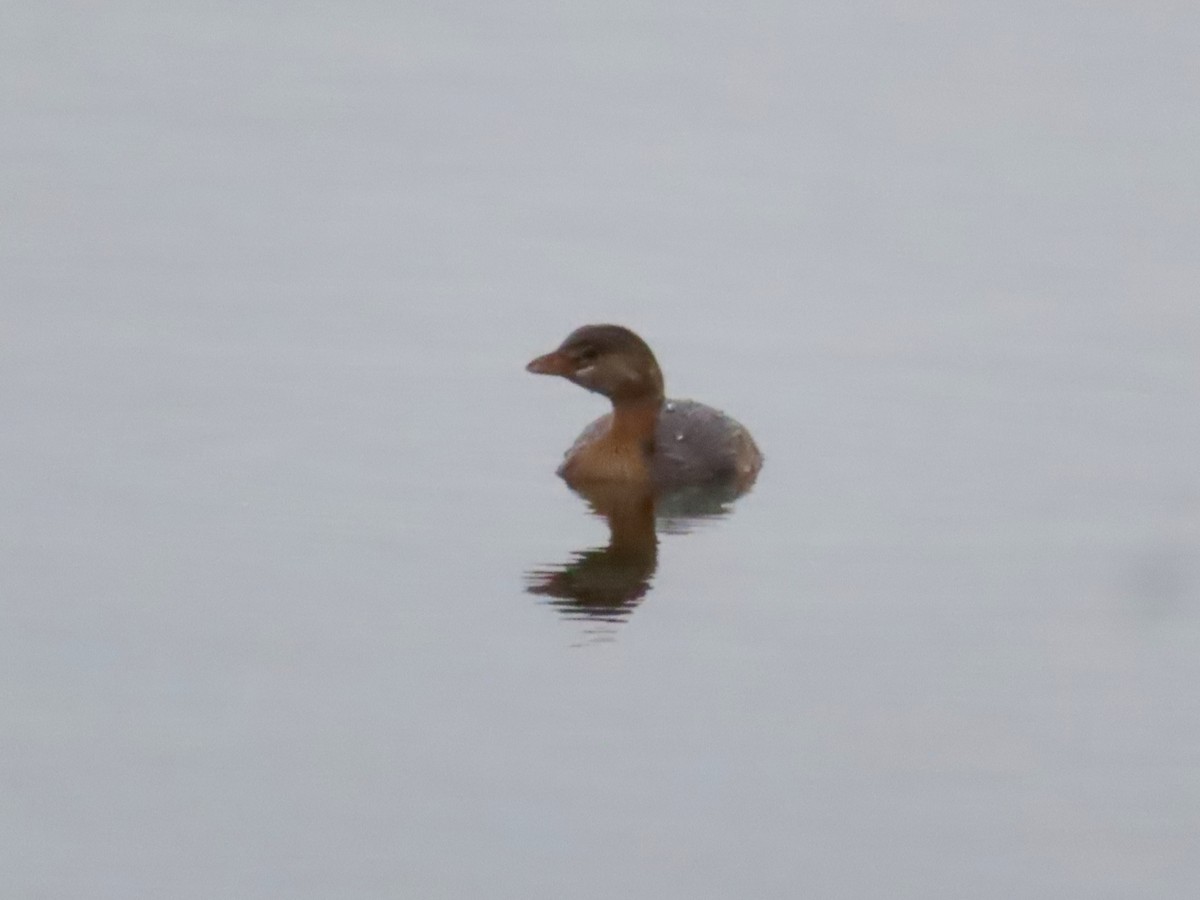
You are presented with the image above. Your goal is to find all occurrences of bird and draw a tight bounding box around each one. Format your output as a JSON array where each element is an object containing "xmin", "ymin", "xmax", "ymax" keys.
[{"xmin": 526, "ymin": 324, "xmax": 762, "ymax": 490}]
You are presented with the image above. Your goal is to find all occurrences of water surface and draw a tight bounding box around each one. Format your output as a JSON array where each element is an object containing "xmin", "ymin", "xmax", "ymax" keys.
[{"xmin": 3, "ymin": 3, "xmax": 1198, "ymax": 899}]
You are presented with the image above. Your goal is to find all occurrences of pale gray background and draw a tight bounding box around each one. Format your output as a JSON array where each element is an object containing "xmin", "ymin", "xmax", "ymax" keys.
[{"xmin": 3, "ymin": 3, "xmax": 1198, "ymax": 898}]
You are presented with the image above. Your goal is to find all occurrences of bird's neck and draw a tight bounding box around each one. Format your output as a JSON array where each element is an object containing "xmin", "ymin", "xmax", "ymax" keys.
[{"xmin": 609, "ymin": 395, "xmax": 663, "ymax": 452}]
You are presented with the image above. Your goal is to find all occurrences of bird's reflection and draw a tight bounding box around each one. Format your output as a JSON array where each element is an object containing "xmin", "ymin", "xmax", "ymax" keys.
[{"xmin": 525, "ymin": 479, "xmax": 749, "ymax": 626}]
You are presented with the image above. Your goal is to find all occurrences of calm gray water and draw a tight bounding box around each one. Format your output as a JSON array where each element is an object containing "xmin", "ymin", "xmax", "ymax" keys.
[{"xmin": 3, "ymin": 3, "xmax": 1198, "ymax": 898}]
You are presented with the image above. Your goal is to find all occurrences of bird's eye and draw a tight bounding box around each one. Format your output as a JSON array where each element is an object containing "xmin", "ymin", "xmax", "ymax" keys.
[{"xmin": 576, "ymin": 346, "xmax": 598, "ymax": 364}]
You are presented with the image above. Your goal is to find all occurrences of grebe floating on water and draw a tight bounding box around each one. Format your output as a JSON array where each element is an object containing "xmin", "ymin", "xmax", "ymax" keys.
[{"xmin": 526, "ymin": 324, "xmax": 762, "ymax": 490}]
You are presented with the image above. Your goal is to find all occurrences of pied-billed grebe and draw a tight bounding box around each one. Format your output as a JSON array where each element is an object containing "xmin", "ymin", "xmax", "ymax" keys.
[{"xmin": 526, "ymin": 324, "xmax": 763, "ymax": 489}]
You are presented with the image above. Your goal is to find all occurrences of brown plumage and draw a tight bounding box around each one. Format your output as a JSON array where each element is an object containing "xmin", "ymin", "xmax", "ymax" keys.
[{"xmin": 526, "ymin": 324, "xmax": 763, "ymax": 490}]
